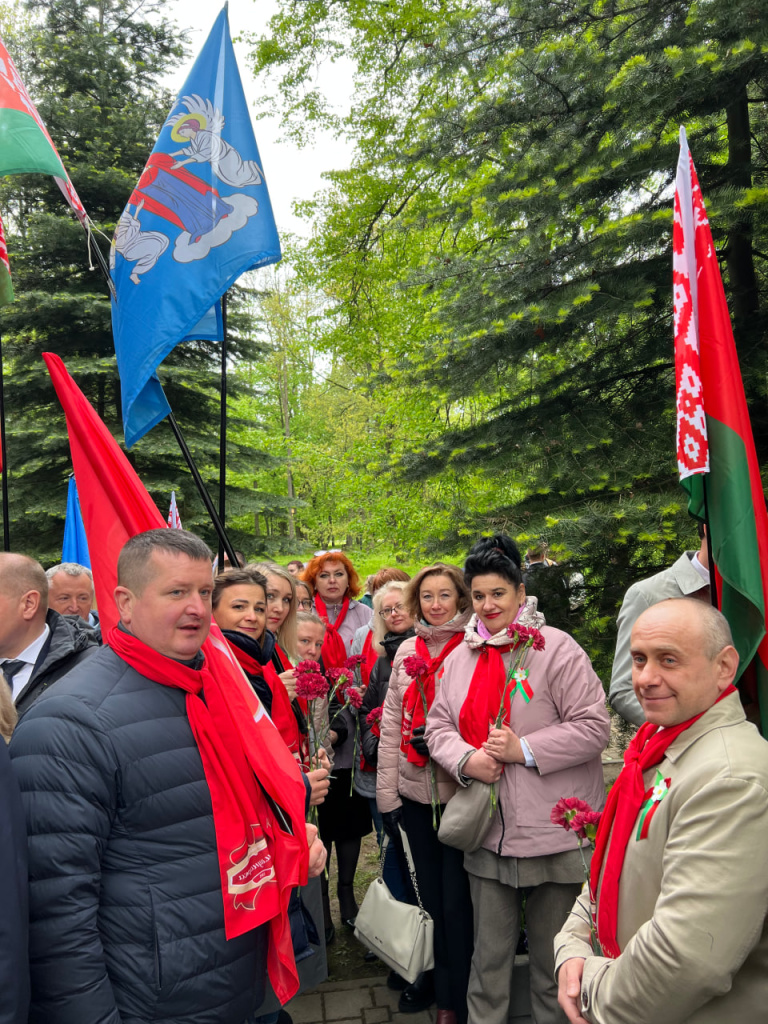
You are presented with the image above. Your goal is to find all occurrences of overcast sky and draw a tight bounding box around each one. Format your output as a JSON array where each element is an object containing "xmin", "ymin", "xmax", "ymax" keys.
[{"xmin": 164, "ymin": 0, "xmax": 354, "ymax": 240}]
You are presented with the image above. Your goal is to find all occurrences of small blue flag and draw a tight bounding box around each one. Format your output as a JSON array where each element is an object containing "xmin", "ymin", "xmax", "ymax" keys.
[
  {"xmin": 110, "ymin": 7, "xmax": 281, "ymax": 448},
  {"xmin": 62, "ymin": 475, "xmax": 91, "ymax": 568}
]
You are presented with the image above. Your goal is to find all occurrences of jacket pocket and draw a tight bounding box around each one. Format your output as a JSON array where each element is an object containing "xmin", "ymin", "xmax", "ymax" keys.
[{"xmin": 148, "ymin": 886, "xmax": 163, "ymax": 992}]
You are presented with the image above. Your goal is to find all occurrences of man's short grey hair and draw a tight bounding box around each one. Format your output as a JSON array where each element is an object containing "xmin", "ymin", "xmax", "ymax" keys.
[
  {"xmin": 660, "ymin": 597, "xmax": 735, "ymax": 659},
  {"xmin": 118, "ymin": 529, "xmax": 213, "ymax": 594},
  {"xmin": 46, "ymin": 562, "xmax": 93, "ymax": 582}
]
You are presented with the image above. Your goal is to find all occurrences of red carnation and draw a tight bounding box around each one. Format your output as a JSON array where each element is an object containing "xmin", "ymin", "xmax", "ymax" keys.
[
  {"xmin": 570, "ymin": 809, "xmax": 601, "ymax": 842},
  {"xmin": 366, "ymin": 706, "xmax": 383, "ymax": 726},
  {"xmin": 550, "ymin": 797, "xmax": 593, "ymax": 831},
  {"xmin": 346, "ymin": 686, "xmax": 364, "ymax": 709},
  {"xmin": 403, "ymin": 655, "xmax": 430, "ymax": 679},
  {"xmin": 295, "ymin": 672, "xmax": 329, "ymax": 702},
  {"xmin": 530, "ymin": 629, "xmax": 545, "ymax": 651},
  {"xmin": 296, "ymin": 659, "xmax": 322, "ymax": 675},
  {"xmin": 344, "ymin": 654, "xmax": 365, "ymax": 671},
  {"xmin": 326, "ymin": 666, "xmax": 350, "ymax": 686}
]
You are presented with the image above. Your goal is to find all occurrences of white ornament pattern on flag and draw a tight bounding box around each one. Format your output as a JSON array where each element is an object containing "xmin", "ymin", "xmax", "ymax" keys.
[{"xmin": 673, "ymin": 136, "xmax": 710, "ymax": 480}]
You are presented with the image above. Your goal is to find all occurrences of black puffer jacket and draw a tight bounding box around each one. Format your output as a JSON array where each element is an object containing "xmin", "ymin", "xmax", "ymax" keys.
[
  {"xmin": 15, "ymin": 609, "xmax": 99, "ymax": 714},
  {"xmin": 360, "ymin": 629, "xmax": 415, "ymax": 767},
  {"xmin": 9, "ymin": 645, "xmax": 268, "ymax": 1024}
]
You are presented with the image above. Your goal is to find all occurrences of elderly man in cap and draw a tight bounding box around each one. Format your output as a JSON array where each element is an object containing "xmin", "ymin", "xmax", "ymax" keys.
[
  {"xmin": 10, "ymin": 528, "xmax": 325, "ymax": 1024},
  {"xmin": 555, "ymin": 598, "xmax": 768, "ymax": 1024}
]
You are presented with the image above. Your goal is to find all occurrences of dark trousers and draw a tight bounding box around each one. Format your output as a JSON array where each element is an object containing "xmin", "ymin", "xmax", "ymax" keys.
[{"xmin": 401, "ymin": 797, "xmax": 473, "ymax": 1024}]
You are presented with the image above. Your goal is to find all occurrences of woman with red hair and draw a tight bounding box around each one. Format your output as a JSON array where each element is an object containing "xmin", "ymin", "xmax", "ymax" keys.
[
  {"xmin": 302, "ymin": 552, "xmax": 373, "ymax": 934},
  {"xmin": 301, "ymin": 552, "xmax": 372, "ymax": 665}
]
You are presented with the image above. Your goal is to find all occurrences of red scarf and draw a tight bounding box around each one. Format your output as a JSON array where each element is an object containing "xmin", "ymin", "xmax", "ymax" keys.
[
  {"xmin": 228, "ymin": 642, "xmax": 309, "ymax": 769},
  {"xmin": 402, "ymin": 633, "xmax": 464, "ymax": 766},
  {"xmin": 458, "ymin": 642, "xmax": 516, "ymax": 749},
  {"xmin": 108, "ymin": 626, "xmax": 309, "ymax": 1004},
  {"xmin": 315, "ymin": 594, "xmax": 349, "ymax": 668},
  {"xmin": 361, "ymin": 628, "xmax": 377, "ymax": 688},
  {"xmin": 591, "ymin": 685, "xmax": 737, "ymax": 959}
]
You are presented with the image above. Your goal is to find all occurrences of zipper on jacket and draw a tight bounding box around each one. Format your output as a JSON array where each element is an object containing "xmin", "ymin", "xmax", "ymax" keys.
[{"xmin": 497, "ymin": 797, "xmax": 506, "ymax": 856}]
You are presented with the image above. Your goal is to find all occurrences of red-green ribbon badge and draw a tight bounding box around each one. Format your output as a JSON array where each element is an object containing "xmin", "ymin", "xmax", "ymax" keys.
[
  {"xmin": 636, "ymin": 770, "xmax": 671, "ymax": 841},
  {"xmin": 511, "ymin": 668, "xmax": 534, "ymax": 704}
]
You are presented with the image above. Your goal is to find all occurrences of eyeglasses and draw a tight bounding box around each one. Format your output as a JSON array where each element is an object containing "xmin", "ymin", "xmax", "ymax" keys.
[
  {"xmin": 297, "ymin": 598, "xmax": 313, "ymax": 611},
  {"xmin": 380, "ymin": 603, "xmax": 405, "ymax": 619}
]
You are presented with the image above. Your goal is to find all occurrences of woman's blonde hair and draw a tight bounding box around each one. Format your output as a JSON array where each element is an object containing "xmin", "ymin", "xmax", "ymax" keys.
[
  {"xmin": 246, "ymin": 561, "xmax": 298, "ymax": 662},
  {"xmin": 371, "ymin": 580, "xmax": 411, "ymax": 655},
  {"xmin": 0, "ymin": 673, "xmax": 17, "ymax": 743}
]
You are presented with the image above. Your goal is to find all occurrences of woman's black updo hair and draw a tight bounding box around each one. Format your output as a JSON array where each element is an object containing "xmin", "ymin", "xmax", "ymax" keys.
[{"xmin": 464, "ymin": 534, "xmax": 524, "ymax": 589}]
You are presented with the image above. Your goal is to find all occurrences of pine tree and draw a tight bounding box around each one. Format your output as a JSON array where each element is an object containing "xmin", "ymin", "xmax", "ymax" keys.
[{"xmin": 1, "ymin": 0, "xmax": 280, "ymax": 561}]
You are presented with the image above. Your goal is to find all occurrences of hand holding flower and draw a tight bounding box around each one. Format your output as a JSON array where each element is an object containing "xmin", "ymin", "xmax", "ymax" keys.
[
  {"xmin": 483, "ymin": 725, "xmax": 525, "ymax": 764},
  {"xmin": 464, "ymin": 748, "xmax": 504, "ymax": 784},
  {"xmin": 279, "ymin": 669, "xmax": 297, "ymax": 700}
]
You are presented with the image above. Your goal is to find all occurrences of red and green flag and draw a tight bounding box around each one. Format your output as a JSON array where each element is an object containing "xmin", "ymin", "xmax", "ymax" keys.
[
  {"xmin": 0, "ymin": 211, "xmax": 12, "ymax": 309},
  {"xmin": 673, "ymin": 125, "xmax": 768, "ymax": 733},
  {"xmin": 0, "ymin": 35, "xmax": 87, "ymax": 223}
]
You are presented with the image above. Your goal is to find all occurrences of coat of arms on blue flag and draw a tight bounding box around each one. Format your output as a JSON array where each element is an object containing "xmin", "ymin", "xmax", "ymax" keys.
[{"xmin": 110, "ymin": 7, "xmax": 281, "ymax": 448}]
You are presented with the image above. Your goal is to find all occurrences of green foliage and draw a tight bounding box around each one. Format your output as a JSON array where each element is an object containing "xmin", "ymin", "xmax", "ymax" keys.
[
  {"xmin": 248, "ymin": 0, "xmax": 768, "ymax": 683},
  {"xmin": 0, "ymin": 0, "xmax": 281, "ymax": 561}
]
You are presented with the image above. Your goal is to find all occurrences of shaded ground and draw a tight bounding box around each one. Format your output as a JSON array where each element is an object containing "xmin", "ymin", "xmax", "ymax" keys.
[{"xmin": 326, "ymin": 832, "xmax": 388, "ymax": 982}]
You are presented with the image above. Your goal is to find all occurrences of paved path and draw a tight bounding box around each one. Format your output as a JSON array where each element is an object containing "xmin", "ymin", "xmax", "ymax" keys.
[{"xmin": 286, "ymin": 964, "xmax": 533, "ymax": 1024}]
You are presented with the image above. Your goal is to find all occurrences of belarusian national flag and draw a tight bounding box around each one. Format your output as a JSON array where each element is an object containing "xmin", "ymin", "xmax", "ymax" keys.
[
  {"xmin": 167, "ymin": 490, "xmax": 182, "ymax": 529},
  {"xmin": 0, "ymin": 211, "xmax": 13, "ymax": 308},
  {"xmin": 0, "ymin": 36, "xmax": 87, "ymax": 223},
  {"xmin": 673, "ymin": 125, "xmax": 768, "ymax": 732}
]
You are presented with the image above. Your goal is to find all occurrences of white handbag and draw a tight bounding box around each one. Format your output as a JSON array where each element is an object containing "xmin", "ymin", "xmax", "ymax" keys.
[{"xmin": 354, "ymin": 824, "xmax": 434, "ymax": 984}]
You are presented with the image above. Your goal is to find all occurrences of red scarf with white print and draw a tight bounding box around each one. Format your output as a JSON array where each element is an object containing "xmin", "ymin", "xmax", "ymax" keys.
[
  {"xmin": 108, "ymin": 625, "xmax": 308, "ymax": 1004},
  {"xmin": 591, "ymin": 685, "xmax": 737, "ymax": 959},
  {"xmin": 401, "ymin": 634, "xmax": 463, "ymax": 766},
  {"xmin": 314, "ymin": 594, "xmax": 349, "ymax": 668}
]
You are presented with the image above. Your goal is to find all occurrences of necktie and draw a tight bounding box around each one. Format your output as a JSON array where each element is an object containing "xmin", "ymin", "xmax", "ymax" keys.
[{"xmin": 2, "ymin": 659, "xmax": 26, "ymax": 693}]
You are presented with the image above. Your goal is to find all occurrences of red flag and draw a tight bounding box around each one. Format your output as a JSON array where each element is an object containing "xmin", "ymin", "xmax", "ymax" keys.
[
  {"xmin": 673, "ymin": 128, "xmax": 768, "ymax": 730},
  {"xmin": 42, "ymin": 352, "xmax": 310, "ymax": 1000},
  {"xmin": 43, "ymin": 352, "xmax": 164, "ymax": 631}
]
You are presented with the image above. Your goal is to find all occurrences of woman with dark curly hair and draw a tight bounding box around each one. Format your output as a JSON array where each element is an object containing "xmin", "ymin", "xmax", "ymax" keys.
[{"xmin": 426, "ymin": 535, "xmax": 610, "ymax": 1024}]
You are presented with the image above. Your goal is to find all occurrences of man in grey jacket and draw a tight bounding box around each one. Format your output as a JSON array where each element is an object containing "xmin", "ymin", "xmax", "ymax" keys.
[{"xmin": 608, "ymin": 528, "xmax": 710, "ymax": 725}]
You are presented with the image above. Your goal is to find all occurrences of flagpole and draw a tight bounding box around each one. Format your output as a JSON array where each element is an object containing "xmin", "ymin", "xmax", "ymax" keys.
[
  {"xmin": 0, "ymin": 330, "xmax": 9, "ymax": 551},
  {"xmin": 167, "ymin": 412, "xmax": 238, "ymax": 566},
  {"xmin": 218, "ymin": 291, "xmax": 228, "ymax": 568},
  {"xmin": 702, "ymin": 478, "xmax": 718, "ymax": 608}
]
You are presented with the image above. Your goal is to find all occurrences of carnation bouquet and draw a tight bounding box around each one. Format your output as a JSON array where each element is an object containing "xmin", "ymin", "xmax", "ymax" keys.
[
  {"xmin": 488, "ymin": 623, "xmax": 546, "ymax": 813},
  {"xmin": 551, "ymin": 797, "xmax": 602, "ymax": 954}
]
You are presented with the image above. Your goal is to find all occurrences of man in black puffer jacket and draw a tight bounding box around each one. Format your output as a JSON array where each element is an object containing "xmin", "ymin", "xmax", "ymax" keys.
[{"xmin": 9, "ymin": 529, "xmax": 326, "ymax": 1024}]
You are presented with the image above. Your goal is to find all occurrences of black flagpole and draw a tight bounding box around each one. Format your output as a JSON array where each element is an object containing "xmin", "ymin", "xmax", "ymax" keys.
[
  {"xmin": 218, "ymin": 292, "xmax": 228, "ymax": 568},
  {"xmin": 702, "ymin": 476, "xmax": 718, "ymax": 608},
  {"xmin": 0, "ymin": 328, "xmax": 9, "ymax": 551},
  {"xmin": 167, "ymin": 412, "xmax": 238, "ymax": 566}
]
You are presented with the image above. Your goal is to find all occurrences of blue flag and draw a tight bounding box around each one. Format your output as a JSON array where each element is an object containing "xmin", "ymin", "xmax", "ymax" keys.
[
  {"xmin": 62, "ymin": 475, "xmax": 91, "ymax": 568},
  {"xmin": 110, "ymin": 7, "xmax": 281, "ymax": 448}
]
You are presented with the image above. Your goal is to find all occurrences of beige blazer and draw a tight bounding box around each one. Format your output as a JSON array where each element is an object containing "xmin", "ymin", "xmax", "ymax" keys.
[{"xmin": 554, "ymin": 692, "xmax": 768, "ymax": 1023}]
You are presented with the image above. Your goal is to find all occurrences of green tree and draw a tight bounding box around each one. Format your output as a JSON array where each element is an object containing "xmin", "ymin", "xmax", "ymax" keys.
[
  {"xmin": 250, "ymin": 0, "xmax": 768, "ymax": 679},
  {"xmin": 1, "ymin": 0, "xmax": 276, "ymax": 561}
]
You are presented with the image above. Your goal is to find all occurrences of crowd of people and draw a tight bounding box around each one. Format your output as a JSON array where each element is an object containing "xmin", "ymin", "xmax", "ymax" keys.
[{"xmin": 1, "ymin": 527, "xmax": 768, "ymax": 1024}]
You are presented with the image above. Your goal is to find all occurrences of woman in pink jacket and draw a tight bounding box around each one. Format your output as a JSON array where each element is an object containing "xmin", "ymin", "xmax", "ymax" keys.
[
  {"xmin": 377, "ymin": 563, "xmax": 473, "ymax": 1024},
  {"xmin": 426, "ymin": 535, "xmax": 610, "ymax": 1024}
]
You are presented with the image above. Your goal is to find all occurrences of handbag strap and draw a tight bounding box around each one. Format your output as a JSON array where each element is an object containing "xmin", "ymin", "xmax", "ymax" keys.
[{"xmin": 397, "ymin": 823, "xmax": 428, "ymax": 914}]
